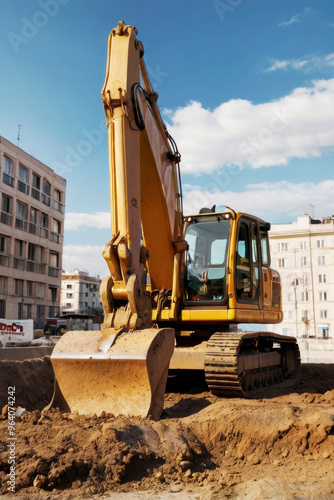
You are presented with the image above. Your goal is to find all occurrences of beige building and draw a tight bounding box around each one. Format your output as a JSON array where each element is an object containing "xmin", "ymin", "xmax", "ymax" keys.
[
  {"xmin": 269, "ymin": 215, "xmax": 334, "ymax": 340},
  {"xmin": 61, "ymin": 269, "xmax": 102, "ymax": 316},
  {"xmin": 0, "ymin": 136, "xmax": 66, "ymax": 326}
]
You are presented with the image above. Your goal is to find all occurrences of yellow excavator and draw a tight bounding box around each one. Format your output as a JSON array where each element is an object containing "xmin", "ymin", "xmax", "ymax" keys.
[{"xmin": 48, "ymin": 21, "xmax": 300, "ymax": 420}]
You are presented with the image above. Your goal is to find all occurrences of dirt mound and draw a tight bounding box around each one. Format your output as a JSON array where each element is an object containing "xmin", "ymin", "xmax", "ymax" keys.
[
  {"xmin": 0, "ymin": 359, "xmax": 334, "ymax": 498},
  {"xmin": 0, "ymin": 357, "xmax": 54, "ymax": 411}
]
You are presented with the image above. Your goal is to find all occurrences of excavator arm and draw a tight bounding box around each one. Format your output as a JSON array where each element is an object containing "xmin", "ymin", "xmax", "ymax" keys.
[
  {"xmin": 47, "ymin": 22, "xmax": 183, "ymax": 420},
  {"xmin": 100, "ymin": 21, "xmax": 184, "ymax": 330}
]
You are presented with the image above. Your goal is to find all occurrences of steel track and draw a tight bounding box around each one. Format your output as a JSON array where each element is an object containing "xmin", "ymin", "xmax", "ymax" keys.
[{"xmin": 205, "ymin": 331, "xmax": 300, "ymax": 397}]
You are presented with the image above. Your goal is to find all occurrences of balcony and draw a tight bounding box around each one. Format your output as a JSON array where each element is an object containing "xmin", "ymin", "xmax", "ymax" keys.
[
  {"xmin": 49, "ymin": 266, "xmax": 59, "ymax": 278},
  {"xmin": 14, "ymin": 257, "xmax": 25, "ymax": 270},
  {"xmin": 0, "ymin": 253, "xmax": 10, "ymax": 267},
  {"xmin": 40, "ymin": 227, "xmax": 48, "ymax": 238},
  {"xmin": 27, "ymin": 260, "xmax": 39, "ymax": 273},
  {"xmin": 0, "ymin": 212, "xmax": 12, "ymax": 226},
  {"xmin": 29, "ymin": 222, "xmax": 37, "ymax": 235},
  {"xmin": 39, "ymin": 263, "xmax": 46, "ymax": 274},
  {"xmin": 50, "ymin": 232, "xmax": 60, "ymax": 243},
  {"xmin": 31, "ymin": 187, "xmax": 40, "ymax": 201},
  {"xmin": 42, "ymin": 193, "xmax": 51, "ymax": 206},
  {"xmin": 53, "ymin": 200, "xmax": 63, "ymax": 213},
  {"xmin": 15, "ymin": 218, "xmax": 27, "ymax": 231},
  {"xmin": 2, "ymin": 172, "xmax": 14, "ymax": 187},
  {"xmin": 18, "ymin": 180, "xmax": 29, "ymax": 195}
]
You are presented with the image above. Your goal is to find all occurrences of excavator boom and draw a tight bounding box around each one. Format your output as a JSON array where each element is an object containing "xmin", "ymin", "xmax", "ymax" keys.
[{"xmin": 47, "ymin": 22, "xmax": 181, "ymax": 420}]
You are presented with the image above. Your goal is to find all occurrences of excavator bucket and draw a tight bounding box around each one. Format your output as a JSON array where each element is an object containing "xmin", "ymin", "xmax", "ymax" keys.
[{"xmin": 46, "ymin": 327, "xmax": 175, "ymax": 421}]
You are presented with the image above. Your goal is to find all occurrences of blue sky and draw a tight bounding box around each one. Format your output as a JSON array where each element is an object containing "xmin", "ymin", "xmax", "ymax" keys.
[{"xmin": 1, "ymin": 0, "xmax": 334, "ymax": 277}]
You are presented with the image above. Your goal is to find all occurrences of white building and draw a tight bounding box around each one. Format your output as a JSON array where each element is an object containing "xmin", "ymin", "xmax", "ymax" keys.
[
  {"xmin": 269, "ymin": 215, "xmax": 334, "ymax": 340},
  {"xmin": 61, "ymin": 269, "xmax": 102, "ymax": 316}
]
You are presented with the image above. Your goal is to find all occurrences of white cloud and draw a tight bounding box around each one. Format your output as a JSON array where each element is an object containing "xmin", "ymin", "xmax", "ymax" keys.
[
  {"xmin": 278, "ymin": 14, "xmax": 301, "ymax": 27},
  {"xmin": 166, "ymin": 78, "xmax": 334, "ymax": 172},
  {"xmin": 62, "ymin": 245, "xmax": 109, "ymax": 278},
  {"xmin": 65, "ymin": 212, "xmax": 110, "ymax": 231},
  {"xmin": 183, "ymin": 180, "xmax": 334, "ymax": 221},
  {"xmin": 264, "ymin": 53, "xmax": 334, "ymax": 73},
  {"xmin": 278, "ymin": 8, "xmax": 314, "ymax": 28}
]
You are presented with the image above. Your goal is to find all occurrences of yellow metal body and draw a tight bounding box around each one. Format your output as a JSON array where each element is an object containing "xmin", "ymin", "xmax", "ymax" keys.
[{"xmin": 49, "ymin": 21, "xmax": 286, "ymax": 419}]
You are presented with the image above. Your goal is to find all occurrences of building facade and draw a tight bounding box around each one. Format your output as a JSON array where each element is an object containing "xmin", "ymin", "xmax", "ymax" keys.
[
  {"xmin": 0, "ymin": 136, "xmax": 66, "ymax": 326},
  {"xmin": 269, "ymin": 215, "xmax": 334, "ymax": 339},
  {"xmin": 61, "ymin": 269, "xmax": 102, "ymax": 316}
]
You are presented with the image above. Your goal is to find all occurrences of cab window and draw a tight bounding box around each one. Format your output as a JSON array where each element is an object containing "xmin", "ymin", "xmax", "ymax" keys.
[{"xmin": 235, "ymin": 220, "xmax": 260, "ymax": 302}]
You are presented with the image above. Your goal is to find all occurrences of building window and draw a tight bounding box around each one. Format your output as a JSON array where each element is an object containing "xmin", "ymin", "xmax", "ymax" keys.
[
  {"xmin": 301, "ymin": 274, "xmax": 309, "ymax": 285},
  {"xmin": 53, "ymin": 189, "xmax": 63, "ymax": 212},
  {"xmin": 66, "ymin": 293, "xmax": 73, "ymax": 298},
  {"xmin": 0, "ymin": 234, "xmax": 9, "ymax": 253},
  {"xmin": 49, "ymin": 252, "xmax": 59, "ymax": 277},
  {"xmin": 40, "ymin": 212, "xmax": 49, "ymax": 238},
  {"xmin": 15, "ymin": 201, "xmax": 27, "ymax": 231},
  {"xmin": 27, "ymin": 281, "xmax": 35, "ymax": 298},
  {"xmin": 287, "ymin": 293, "xmax": 292, "ymax": 302},
  {"xmin": 13, "ymin": 239, "xmax": 25, "ymax": 270},
  {"xmin": 18, "ymin": 165, "xmax": 29, "ymax": 194},
  {"xmin": 15, "ymin": 279, "xmax": 24, "ymax": 297},
  {"xmin": 66, "ymin": 284, "xmax": 72, "ymax": 289},
  {"xmin": 24, "ymin": 304, "xmax": 32, "ymax": 320},
  {"xmin": 37, "ymin": 283, "xmax": 45, "ymax": 299},
  {"xmin": 28, "ymin": 243, "xmax": 37, "ymax": 262},
  {"xmin": 18, "ymin": 302, "xmax": 23, "ymax": 320},
  {"xmin": 278, "ymin": 242, "xmax": 288, "ymax": 251},
  {"xmin": 0, "ymin": 276, "xmax": 8, "ymax": 294},
  {"xmin": 0, "ymin": 299, "xmax": 5, "ymax": 317},
  {"xmin": 0, "ymin": 235, "xmax": 10, "ymax": 267},
  {"xmin": 319, "ymin": 326, "xmax": 329, "ymax": 339},
  {"xmin": 300, "ymin": 291, "xmax": 309, "ymax": 301},
  {"xmin": 318, "ymin": 273, "xmax": 326, "ymax": 283},
  {"xmin": 319, "ymin": 291, "xmax": 327, "ymax": 301},
  {"xmin": 51, "ymin": 218, "xmax": 61, "ymax": 243},
  {"xmin": 300, "ymin": 256, "xmax": 307, "ymax": 266},
  {"xmin": 299, "ymin": 241, "xmax": 307, "ymax": 250},
  {"xmin": 278, "ymin": 258, "xmax": 287, "ymax": 268},
  {"xmin": 32, "ymin": 173, "xmax": 41, "ymax": 200},
  {"xmin": 318, "ymin": 256, "xmax": 325, "ymax": 266},
  {"xmin": 287, "ymin": 311, "xmax": 293, "ymax": 319},
  {"xmin": 1, "ymin": 194, "xmax": 12, "ymax": 225},
  {"xmin": 42, "ymin": 179, "xmax": 51, "ymax": 206},
  {"xmin": 320, "ymin": 310, "xmax": 327, "ymax": 319},
  {"xmin": 317, "ymin": 240, "xmax": 325, "ymax": 248},
  {"xmin": 29, "ymin": 207, "xmax": 39, "ymax": 235},
  {"xmin": 2, "ymin": 156, "xmax": 14, "ymax": 186},
  {"xmin": 49, "ymin": 286, "xmax": 57, "ymax": 302}
]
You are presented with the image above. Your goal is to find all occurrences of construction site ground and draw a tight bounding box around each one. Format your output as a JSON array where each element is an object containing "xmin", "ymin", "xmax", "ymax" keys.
[{"xmin": 0, "ymin": 357, "xmax": 334, "ymax": 499}]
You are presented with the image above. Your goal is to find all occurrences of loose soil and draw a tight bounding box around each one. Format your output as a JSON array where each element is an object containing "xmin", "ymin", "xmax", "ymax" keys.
[{"xmin": 0, "ymin": 358, "xmax": 334, "ymax": 499}]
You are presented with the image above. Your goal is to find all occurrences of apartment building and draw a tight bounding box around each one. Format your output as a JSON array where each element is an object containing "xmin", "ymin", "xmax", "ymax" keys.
[
  {"xmin": 0, "ymin": 136, "xmax": 66, "ymax": 326},
  {"xmin": 61, "ymin": 269, "xmax": 102, "ymax": 315},
  {"xmin": 269, "ymin": 215, "xmax": 334, "ymax": 339}
]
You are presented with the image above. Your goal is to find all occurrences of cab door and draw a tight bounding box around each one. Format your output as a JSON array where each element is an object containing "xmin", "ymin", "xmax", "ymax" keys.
[{"xmin": 234, "ymin": 218, "xmax": 260, "ymax": 306}]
